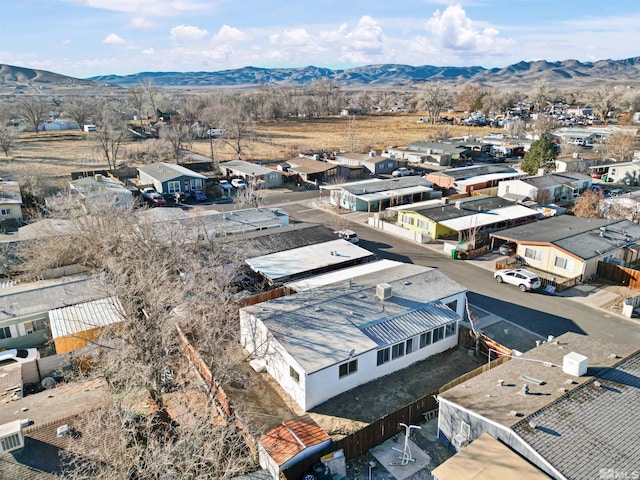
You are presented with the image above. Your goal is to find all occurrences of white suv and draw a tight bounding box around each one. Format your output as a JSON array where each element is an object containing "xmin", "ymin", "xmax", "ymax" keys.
[
  {"xmin": 334, "ymin": 229, "xmax": 359, "ymax": 244},
  {"xmin": 494, "ymin": 268, "xmax": 541, "ymax": 292}
]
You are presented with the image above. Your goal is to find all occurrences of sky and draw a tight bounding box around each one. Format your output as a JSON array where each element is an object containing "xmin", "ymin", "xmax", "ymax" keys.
[{"xmin": 2, "ymin": 0, "xmax": 640, "ymax": 79}]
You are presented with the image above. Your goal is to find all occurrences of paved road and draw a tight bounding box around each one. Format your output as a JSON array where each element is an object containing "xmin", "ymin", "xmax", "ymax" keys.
[{"xmin": 274, "ymin": 198, "xmax": 640, "ymax": 348}]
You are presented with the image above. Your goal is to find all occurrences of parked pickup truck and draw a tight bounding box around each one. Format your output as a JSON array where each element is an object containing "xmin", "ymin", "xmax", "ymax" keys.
[{"xmin": 140, "ymin": 187, "xmax": 158, "ymax": 199}]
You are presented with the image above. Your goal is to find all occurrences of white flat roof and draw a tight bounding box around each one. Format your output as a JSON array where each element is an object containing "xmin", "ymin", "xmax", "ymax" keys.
[
  {"xmin": 359, "ymin": 185, "xmax": 432, "ymax": 202},
  {"xmin": 245, "ymin": 239, "xmax": 373, "ymax": 281},
  {"xmin": 439, "ymin": 205, "xmax": 539, "ymax": 231},
  {"xmin": 285, "ymin": 259, "xmax": 403, "ymax": 291},
  {"xmin": 49, "ymin": 296, "xmax": 123, "ymax": 339},
  {"xmin": 386, "ymin": 199, "xmax": 443, "ymax": 211},
  {"xmin": 454, "ymin": 171, "xmax": 527, "ymax": 186}
]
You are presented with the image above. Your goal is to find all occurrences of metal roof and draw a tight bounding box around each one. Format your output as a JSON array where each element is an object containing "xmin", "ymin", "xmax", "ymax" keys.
[
  {"xmin": 245, "ymin": 239, "xmax": 373, "ymax": 281},
  {"xmin": 242, "ymin": 265, "xmax": 466, "ymax": 374},
  {"xmin": 221, "ymin": 160, "xmax": 279, "ymax": 177},
  {"xmin": 49, "ymin": 296, "xmax": 123, "ymax": 339},
  {"xmin": 286, "ymin": 259, "xmax": 403, "ymax": 291},
  {"xmin": 453, "ymin": 171, "xmax": 527, "ymax": 187},
  {"xmin": 490, "ymin": 216, "xmax": 613, "ymax": 244},
  {"xmin": 358, "ymin": 185, "xmax": 432, "ymax": 202},
  {"xmin": 432, "ymin": 165, "xmax": 517, "ymax": 180},
  {"xmin": 512, "ymin": 351, "xmax": 640, "ymax": 480},
  {"xmin": 326, "ymin": 176, "xmax": 433, "ymax": 196},
  {"xmin": 137, "ymin": 162, "xmax": 207, "ymax": 182},
  {"xmin": 0, "ymin": 275, "xmax": 109, "ymax": 322},
  {"xmin": 439, "ymin": 205, "xmax": 539, "ymax": 231},
  {"xmin": 523, "ymin": 172, "xmax": 591, "ymax": 189},
  {"xmin": 0, "ymin": 182, "xmax": 22, "ymax": 205},
  {"xmin": 363, "ymin": 303, "xmax": 459, "ymax": 345},
  {"xmin": 553, "ymin": 219, "xmax": 640, "ymax": 260}
]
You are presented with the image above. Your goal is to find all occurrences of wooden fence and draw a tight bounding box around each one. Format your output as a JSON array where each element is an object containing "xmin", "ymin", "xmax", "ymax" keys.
[
  {"xmin": 597, "ymin": 261, "xmax": 640, "ymax": 289},
  {"xmin": 176, "ymin": 325, "xmax": 256, "ymax": 458},
  {"xmin": 238, "ymin": 286, "xmax": 293, "ymax": 307},
  {"xmin": 494, "ymin": 260, "xmax": 579, "ymax": 292}
]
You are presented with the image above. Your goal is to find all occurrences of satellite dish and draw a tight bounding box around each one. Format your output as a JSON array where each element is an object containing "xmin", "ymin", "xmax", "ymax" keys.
[
  {"xmin": 348, "ymin": 349, "xmax": 356, "ymax": 357},
  {"xmin": 41, "ymin": 377, "xmax": 56, "ymax": 390}
]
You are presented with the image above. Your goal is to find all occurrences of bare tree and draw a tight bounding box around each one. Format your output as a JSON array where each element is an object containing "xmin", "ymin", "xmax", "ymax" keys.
[
  {"xmin": 127, "ymin": 86, "xmax": 147, "ymax": 125},
  {"xmin": 94, "ymin": 102, "xmax": 128, "ymax": 170},
  {"xmin": 604, "ymin": 132, "xmax": 638, "ymax": 161},
  {"xmin": 16, "ymin": 96, "xmax": 48, "ymax": 133},
  {"xmin": 0, "ymin": 105, "xmax": 17, "ymax": 156},
  {"xmin": 417, "ymin": 82, "xmax": 452, "ymax": 124},
  {"xmin": 140, "ymin": 79, "xmax": 160, "ymax": 122},
  {"xmin": 590, "ymin": 87, "xmax": 621, "ymax": 123},
  {"xmin": 160, "ymin": 118, "xmax": 192, "ymax": 162},
  {"xmin": 219, "ymin": 110, "xmax": 255, "ymax": 160},
  {"xmin": 573, "ymin": 189, "xmax": 604, "ymax": 218},
  {"xmin": 532, "ymin": 113, "xmax": 559, "ymax": 137},
  {"xmin": 455, "ymin": 83, "xmax": 484, "ymax": 112},
  {"xmin": 65, "ymin": 97, "xmax": 96, "ymax": 131},
  {"xmin": 16, "ymin": 208, "xmax": 257, "ymax": 478},
  {"xmin": 233, "ymin": 182, "xmax": 265, "ymax": 209}
]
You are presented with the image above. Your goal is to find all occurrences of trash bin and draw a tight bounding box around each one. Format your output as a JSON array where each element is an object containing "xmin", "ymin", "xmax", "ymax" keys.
[{"xmin": 451, "ymin": 249, "xmax": 458, "ymax": 260}]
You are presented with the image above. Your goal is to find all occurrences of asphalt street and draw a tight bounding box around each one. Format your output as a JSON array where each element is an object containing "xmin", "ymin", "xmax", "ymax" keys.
[{"xmin": 264, "ymin": 196, "xmax": 640, "ymax": 348}]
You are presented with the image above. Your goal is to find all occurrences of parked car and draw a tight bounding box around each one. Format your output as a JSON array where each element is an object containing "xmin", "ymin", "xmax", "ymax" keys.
[
  {"xmin": 334, "ymin": 229, "xmax": 360, "ymax": 244},
  {"xmin": 190, "ymin": 190, "xmax": 207, "ymax": 202},
  {"xmin": 231, "ymin": 178, "xmax": 247, "ymax": 188},
  {"xmin": 148, "ymin": 193, "xmax": 167, "ymax": 207},
  {"xmin": 494, "ymin": 268, "xmax": 541, "ymax": 292},
  {"xmin": 140, "ymin": 187, "xmax": 157, "ymax": 199},
  {"xmin": 392, "ymin": 167, "xmax": 415, "ymax": 177},
  {"xmin": 591, "ymin": 172, "xmax": 603, "ymax": 179},
  {"xmin": 0, "ymin": 348, "xmax": 40, "ymax": 367},
  {"xmin": 498, "ymin": 242, "xmax": 517, "ymax": 256}
]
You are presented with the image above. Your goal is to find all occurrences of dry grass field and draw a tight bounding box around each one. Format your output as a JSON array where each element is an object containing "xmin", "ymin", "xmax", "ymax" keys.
[{"xmin": 1, "ymin": 114, "xmax": 491, "ymax": 190}]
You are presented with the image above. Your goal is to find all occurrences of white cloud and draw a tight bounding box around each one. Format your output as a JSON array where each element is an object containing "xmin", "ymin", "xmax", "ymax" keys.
[
  {"xmin": 68, "ymin": 0, "xmax": 206, "ymax": 16},
  {"xmin": 425, "ymin": 4, "xmax": 512, "ymax": 53},
  {"xmin": 270, "ymin": 28, "xmax": 313, "ymax": 47},
  {"xmin": 170, "ymin": 25, "xmax": 209, "ymax": 43},
  {"xmin": 213, "ymin": 25, "xmax": 249, "ymax": 43},
  {"xmin": 102, "ymin": 33, "xmax": 126, "ymax": 45},
  {"xmin": 318, "ymin": 16, "xmax": 385, "ymax": 64},
  {"xmin": 130, "ymin": 17, "xmax": 155, "ymax": 30},
  {"xmin": 61, "ymin": 39, "xmax": 72, "ymax": 45},
  {"xmin": 142, "ymin": 48, "xmax": 155, "ymax": 55}
]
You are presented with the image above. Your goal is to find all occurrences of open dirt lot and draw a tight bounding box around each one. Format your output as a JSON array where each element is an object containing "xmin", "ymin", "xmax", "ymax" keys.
[
  {"xmin": 227, "ymin": 346, "xmax": 484, "ymax": 439},
  {"xmin": 0, "ymin": 115, "xmax": 487, "ymax": 186}
]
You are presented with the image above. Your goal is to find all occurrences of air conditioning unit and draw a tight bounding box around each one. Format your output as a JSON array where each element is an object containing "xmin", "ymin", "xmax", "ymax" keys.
[
  {"xmin": 452, "ymin": 433, "xmax": 469, "ymax": 450},
  {"xmin": 0, "ymin": 421, "xmax": 24, "ymax": 453},
  {"xmin": 376, "ymin": 283, "xmax": 392, "ymax": 301}
]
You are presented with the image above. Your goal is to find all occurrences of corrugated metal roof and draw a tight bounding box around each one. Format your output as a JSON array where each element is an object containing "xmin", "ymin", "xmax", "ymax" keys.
[
  {"xmin": 259, "ymin": 415, "xmax": 330, "ymax": 467},
  {"xmin": 363, "ymin": 303, "xmax": 459, "ymax": 346},
  {"xmin": 49, "ymin": 296, "xmax": 123, "ymax": 339},
  {"xmin": 221, "ymin": 160, "xmax": 279, "ymax": 177},
  {"xmin": 439, "ymin": 205, "xmax": 539, "ymax": 231}
]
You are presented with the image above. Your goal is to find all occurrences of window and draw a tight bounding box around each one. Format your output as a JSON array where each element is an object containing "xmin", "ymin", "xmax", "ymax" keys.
[
  {"xmin": 445, "ymin": 300, "xmax": 458, "ymax": 313},
  {"xmin": 167, "ymin": 181, "xmax": 180, "ymax": 194},
  {"xmin": 554, "ymin": 256, "xmax": 574, "ymax": 270},
  {"xmin": 377, "ymin": 348, "xmax": 390, "ymax": 366},
  {"xmin": 460, "ymin": 421, "xmax": 471, "ymax": 438},
  {"xmin": 289, "ymin": 366, "xmax": 300, "ymax": 383},
  {"xmin": 420, "ymin": 331, "xmax": 432, "ymax": 348},
  {"xmin": 445, "ymin": 322, "xmax": 457, "ymax": 337},
  {"xmin": 433, "ymin": 326, "xmax": 445, "ymax": 343},
  {"xmin": 524, "ymin": 248, "xmax": 542, "ymax": 262},
  {"xmin": 339, "ymin": 359, "xmax": 357, "ymax": 378},
  {"xmin": 33, "ymin": 319, "xmax": 46, "ymax": 331},
  {"xmin": 406, "ymin": 338, "xmax": 414, "ymax": 354},
  {"xmin": 0, "ymin": 327, "xmax": 11, "ymax": 339},
  {"xmin": 0, "ymin": 209, "xmax": 10, "ymax": 216},
  {"xmin": 391, "ymin": 342, "xmax": 405, "ymax": 359}
]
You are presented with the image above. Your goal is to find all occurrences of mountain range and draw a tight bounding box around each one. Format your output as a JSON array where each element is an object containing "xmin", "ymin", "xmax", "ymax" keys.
[{"xmin": 2, "ymin": 57, "xmax": 640, "ymax": 94}]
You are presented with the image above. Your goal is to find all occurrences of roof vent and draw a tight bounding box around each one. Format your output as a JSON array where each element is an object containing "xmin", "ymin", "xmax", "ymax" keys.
[
  {"xmin": 562, "ymin": 352, "xmax": 588, "ymax": 377},
  {"xmin": 497, "ymin": 379, "xmax": 504, "ymax": 387},
  {"xmin": 376, "ymin": 283, "xmax": 392, "ymax": 301},
  {"xmin": 528, "ymin": 421, "xmax": 537, "ymax": 430},
  {"xmin": 519, "ymin": 384, "xmax": 530, "ymax": 396},
  {"xmin": 509, "ymin": 411, "xmax": 522, "ymax": 417},
  {"xmin": 593, "ymin": 380, "xmax": 602, "ymax": 388}
]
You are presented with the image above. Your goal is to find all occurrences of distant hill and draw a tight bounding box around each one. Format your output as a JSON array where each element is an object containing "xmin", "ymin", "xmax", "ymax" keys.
[
  {"xmin": 0, "ymin": 64, "xmax": 123, "ymax": 95},
  {"xmin": 2, "ymin": 57, "xmax": 640, "ymax": 94}
]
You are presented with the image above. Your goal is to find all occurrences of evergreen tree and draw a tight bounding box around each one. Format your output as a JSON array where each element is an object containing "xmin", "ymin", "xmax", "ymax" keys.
[{"xmin": 521, "ymin": 134, "xmax": 558, "ymax": 175}]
